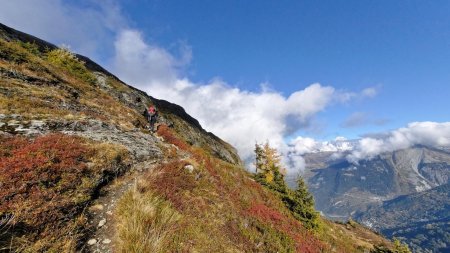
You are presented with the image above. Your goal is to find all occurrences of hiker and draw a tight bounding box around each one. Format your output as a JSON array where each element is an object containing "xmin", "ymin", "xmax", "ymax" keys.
[{"xmin": 145, "ymin": 105, "xmax": 158, "ymax": 132}]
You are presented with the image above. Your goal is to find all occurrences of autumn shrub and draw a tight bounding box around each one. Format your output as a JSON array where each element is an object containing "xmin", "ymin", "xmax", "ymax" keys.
[
  {"xmin": 145, "ymin": 161, "xmax": 198, "ymax": 211},
  {"xmin": 247, "ymin": 202, "xmax": 325, "ymax": 252},
  {"xmin": 0, "ymin": 39, "xmax": 32, "ymax": 63},
  {"xmin": 18, "ymin": 41, "xmax": 41, "ymax": 56},
  {"xmin": 156, "ymin": 124, "xmax": 190, "ymax": 151},
  {"xmin": 0, "ymin": 133, "xmax": 129, "ymax": 252},
  {"xmin": 46, "ymin": 48, "xmax": 96, "ymax": 84}
]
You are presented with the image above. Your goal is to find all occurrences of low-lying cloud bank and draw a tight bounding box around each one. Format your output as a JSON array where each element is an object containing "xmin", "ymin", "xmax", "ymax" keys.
[
  {"xmin": 288, "ymin": 122, "xmax": 450, "ymax": 167},
  {"xmin": 346, "ymin": 121, "xmax": 450, "ymax": 163},
  {"xmin": 113, "ymin": 30, "xmax": 376, "ymax": 170}
]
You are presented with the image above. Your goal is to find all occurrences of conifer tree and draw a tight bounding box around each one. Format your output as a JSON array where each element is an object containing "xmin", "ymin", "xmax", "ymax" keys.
[
  {"xmin": 393, "ymin": 238, "xmax": 411, "ymax": 253},
  {"xmin": 254, "ymin": 142, "xmax": 286, "ymax": 192},
  {"xmin": 253, "ymin": 142, "xmax": 319, "ymax": 230},
  {"xmin": 290, "ymin": 176, "xmax": 319, "ymax": 229}
]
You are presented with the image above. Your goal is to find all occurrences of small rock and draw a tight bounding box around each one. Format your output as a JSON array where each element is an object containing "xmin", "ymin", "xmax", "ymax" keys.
[
  {"xmin": 98, "ymin": 218, "xmax": 106, "ymax": 227},
  {"xmin": 91, "ymin": 204, "xmax": 104, "ymax": 211},
  {"xmin": 102, "ymin": 239, "xmax": 112, "ymax": 244},
  {"xmin": 87, "ymin": 239, "xmax": 97, "ymax": 245},
  {"xmin": 106, "ymin": 211, "xmax": 113, "ymax": 215},
  {"xmin": 184, "ymin": 164, "xmax": 195, "ymax": 173}
]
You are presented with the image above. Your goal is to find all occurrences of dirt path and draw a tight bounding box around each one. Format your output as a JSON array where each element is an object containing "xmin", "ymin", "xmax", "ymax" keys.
[{"xmin": 84, "ymin": 159, "xmax": 161, "ymax": 253}]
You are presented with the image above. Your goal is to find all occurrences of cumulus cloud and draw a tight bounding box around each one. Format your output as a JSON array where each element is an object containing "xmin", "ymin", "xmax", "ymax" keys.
[
  {"xmin": 111, "ymin": 29, "xmax": 376, "ymax": 169},
  {"xmin": 114, "ymin": 30, "xmax": 336, "ymax": 159},
  {"xmin": 347, "ymin": 122, "xmax": 450, "ymax": 162}
]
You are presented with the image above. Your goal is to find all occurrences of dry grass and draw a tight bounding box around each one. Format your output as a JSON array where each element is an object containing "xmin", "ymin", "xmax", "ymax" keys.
[
  {"xmin": 116, "ymin": 183, "xmax": 180, "ymax": 253},
  {"xmin": 317, "ymin": 219, "xmax": 393, "ymax": 252},
  {"xmin": 0, "ymin": 38, "xmax": 144, "ymax": 128}
]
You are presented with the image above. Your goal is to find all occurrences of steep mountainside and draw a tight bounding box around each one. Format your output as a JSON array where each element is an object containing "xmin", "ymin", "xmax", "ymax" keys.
[
  {"xmin": 0, "ymin": 23, "xmax": 393, "ymax": 252},
  {"xmin": 296, "ymin": 146, "xmax": 450, "ymax": 219},
  {"xmin": 290, "ymin": 146, "xmax": 450, "ymax": 252},
  {"xmin": 355, "ymin": 183, "xmax": 450, "ymax": 253}
]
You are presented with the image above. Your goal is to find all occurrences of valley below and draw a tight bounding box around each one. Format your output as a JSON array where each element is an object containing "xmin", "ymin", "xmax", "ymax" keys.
[{"xmin": 287, "ymin": 145, "xmax": 450, "ymax": 252}]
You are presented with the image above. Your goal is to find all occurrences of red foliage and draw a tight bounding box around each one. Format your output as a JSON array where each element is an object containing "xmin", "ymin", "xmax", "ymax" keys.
[
  {"xmin": 0, "ymin": 134, "xmax": 90, "ymax": 228},
  {"xmin": 247, "ymin": 202, "xmax": 325, "ymax": 253},
  {"xmin": 156, "ymin": 124, "xmax": 190, "ymax": 151},
  {"xmin": 248, "ymin": 203, "xmax": 284, "ymax": 224},
  {"xmin": 146, "ymin": 161, "xmax": 197, "ymax": 211}
]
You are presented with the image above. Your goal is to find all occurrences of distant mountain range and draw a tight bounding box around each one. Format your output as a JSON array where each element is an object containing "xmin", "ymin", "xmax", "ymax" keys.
[
  {"xmin": 288, "ymin": 145, "xmax": 450, "ymax": 252},
  {"xmin": 356, "ymin": 183, "xmax": 450, "ymax": 252}
]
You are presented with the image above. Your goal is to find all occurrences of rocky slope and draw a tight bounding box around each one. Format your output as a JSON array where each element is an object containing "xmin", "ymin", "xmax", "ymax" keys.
[
  {"xmin": 355, "ymin": 183, "xmax": 450, "ymax": 253},
  {"xmin": 0, "ymin": 23, "xmax": 393, "ymax": 252},
  {"xmin": 289, "ymin": 145, "xmax": 450, "ymax": 252}
]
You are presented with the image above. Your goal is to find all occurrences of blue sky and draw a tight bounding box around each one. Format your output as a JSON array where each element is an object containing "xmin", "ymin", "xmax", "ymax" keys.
[
  {"xmin": 1, "ymin": 0, "xmax": 449, "ymax": 168},
  {"xmin": 119, "ymin": 0, "xmax": 450, "ymax": 138}
]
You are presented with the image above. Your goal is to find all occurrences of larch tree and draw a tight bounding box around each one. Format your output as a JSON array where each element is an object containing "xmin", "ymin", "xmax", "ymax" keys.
[{"xmin": 254, "ymin": 141, "xmax": 319, "ymax": 230}]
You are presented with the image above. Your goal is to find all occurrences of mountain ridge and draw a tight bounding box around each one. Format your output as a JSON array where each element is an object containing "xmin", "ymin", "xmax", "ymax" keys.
[{"xmin": 291, "ymin": 145, "xmax": 450, "ymax": 252}]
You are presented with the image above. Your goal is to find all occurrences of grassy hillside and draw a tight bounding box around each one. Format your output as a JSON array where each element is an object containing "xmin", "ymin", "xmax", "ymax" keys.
[{"xmin": 0, "ymin": 23, "xmax": 394, "ymax": 252}]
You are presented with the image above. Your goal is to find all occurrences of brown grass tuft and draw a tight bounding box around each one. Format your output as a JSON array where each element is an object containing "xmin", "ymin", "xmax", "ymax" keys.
[{"xmin": 116, "ymin": 185, "xmax": 180, "ymax": 253}]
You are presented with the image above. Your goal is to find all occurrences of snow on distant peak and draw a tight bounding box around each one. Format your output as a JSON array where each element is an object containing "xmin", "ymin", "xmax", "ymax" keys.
[{"xmin": 288, "ymin": 136, "xmax": 355, "ymax": 155}]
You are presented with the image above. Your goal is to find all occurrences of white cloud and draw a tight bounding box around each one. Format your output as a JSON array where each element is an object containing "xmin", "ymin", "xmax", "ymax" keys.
[
  {"xmin": 361, "ymin": 87, "xmax": 378, "ymax": 98},
  {"xmin": 111, "ymin": 29, "xmax": 375, "ymax": 170},
  {"xmin": 113, "ymin": 30, "xmax": 180, "ymax": 86},
  {"xmin": 0, "ymin": 0, "xmax": 126, "ymax": 59},
  {"xmin": 288, "ymin": 122, "xmax": 450, "ymax": 167},
  {"xmin": 347, "ymin": 122, "xmax": 450, "ymax": 162},
  {"xmin": 334, "ymin": 85, "xmax": 380, "ymax": 103}
]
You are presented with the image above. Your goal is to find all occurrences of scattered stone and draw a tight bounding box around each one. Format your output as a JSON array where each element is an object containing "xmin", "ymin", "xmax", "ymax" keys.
[
  {"xmin": 87, "ymin": 239, "xmax": 97, "ymax": 245},
  {"xmin": 184, "ymin": 164, "xmax": 195, "ymax": 173},
  {"xmin": 102, "ymin": 239, "xmax": 112, "ymax": 244},
  {"xmin": 106, "ymin": 211, "xmax": 113, "ymax": 216},
  {"xmin": 91, "ymin": 204, "xmax": 104, "ymax": 211},
  {"xmin": 98, "ymin": 218, "xmax": 106, "ymax": 227}
]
